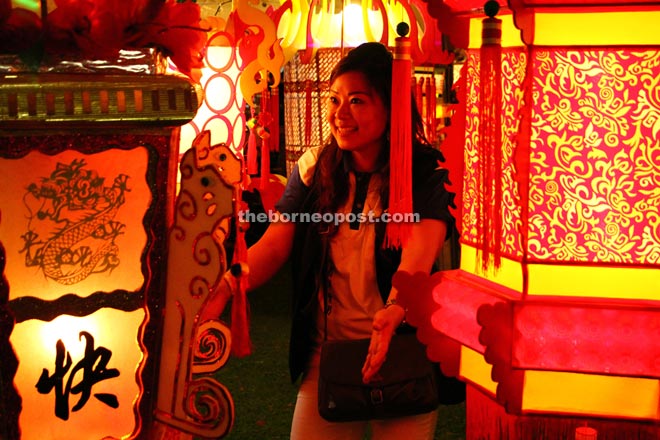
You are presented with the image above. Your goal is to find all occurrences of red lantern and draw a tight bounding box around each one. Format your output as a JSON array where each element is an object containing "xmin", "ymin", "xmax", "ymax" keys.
[{"xmin": 403, "ymin": 1, "xmax": 660, "ymax": 438}]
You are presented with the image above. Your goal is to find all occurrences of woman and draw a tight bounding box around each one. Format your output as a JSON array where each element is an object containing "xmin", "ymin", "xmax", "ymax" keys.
[{"xmin": 202, "ymin": 42, "xmax": 457, "ymax": 439}]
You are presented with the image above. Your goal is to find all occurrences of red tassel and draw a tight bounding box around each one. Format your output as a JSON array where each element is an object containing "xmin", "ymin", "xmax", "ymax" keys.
[
  {"xmin": 426, "ymin": 75, "xmax": 436, "ymax": 144},
  {"xmin": 260, "ymin": 132, "xmax": 270, "ymax": 191},
  {"xmin": 269, "ymin": 86, "xmax": 280, "ymax": 153},
  {"xmin": 246, "ymin": 126, "xmax": 258, "ymax": 175},
  {"xmin": 230, "ymin": 197, "xmax": 252, "ymax": 357},
  {"xmin": 304, "ymin": 79, "xmax": 312, "ymax": 146},
  {"xmin": 415, "ymin": 76, "xmax": 423, "ymax": 123},
  {"xmin": 259, "ymin": 87, "xmax": 271, "ymax": 191},
  {"xmin": 477, "ymin": 2, "xmax": 503, "ymax": 272},
  {"xmin": 385, "ymin": 23, "xmax": 413, "ymax": 249}
]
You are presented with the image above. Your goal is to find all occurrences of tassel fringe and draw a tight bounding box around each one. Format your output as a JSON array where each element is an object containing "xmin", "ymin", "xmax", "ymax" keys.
[
  {"xmin": 466, "ymin": 385, "xmax": 660, "ymax": 440},
  {"xmin": 476, "ymin": 13, "xmax": 503, "ymax": 273},
  {"xmin": 385, "ymin": 32, "xmax": 413, "ymax": 249},
  {"xmin": 230, "ymin": 195, "xmax": 252, "ymax": 357},
  {"xmin": 270, "ymin": 86, "xmax": 280, "ymax": 153}
]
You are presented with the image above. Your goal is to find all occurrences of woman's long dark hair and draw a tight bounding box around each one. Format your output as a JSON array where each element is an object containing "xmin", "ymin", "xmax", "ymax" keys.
[{"xmin": 311, "ymin": 42, "xmax": 430, "ymax": 232}]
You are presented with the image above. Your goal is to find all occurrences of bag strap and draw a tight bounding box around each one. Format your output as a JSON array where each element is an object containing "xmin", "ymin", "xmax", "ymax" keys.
[{"xmin": 320, "ymin": 232, "xmax": 331, "ymax": 342}]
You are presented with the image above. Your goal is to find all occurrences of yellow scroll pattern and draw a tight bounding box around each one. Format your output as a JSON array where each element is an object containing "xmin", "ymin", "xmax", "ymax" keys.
[{"xmin": 462, "ymin": 48, "xmax": 660, "ymax": 265}]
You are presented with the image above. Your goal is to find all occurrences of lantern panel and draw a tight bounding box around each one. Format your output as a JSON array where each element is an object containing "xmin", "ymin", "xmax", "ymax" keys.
[
  {"xmin": 522, "ymin": 370, "xmax": 660, "ymax": 419},
  {"xmin": 534, "ymin": 11, "xmax": 660, "ymax": 46},
  {"xmin": 460, "ymin": 345, "xmax": 499, "ymax": 395},
  {"xmin": 527, "ymin": 264, "xmax": 659, "ymax": 300},
  {"xmin": 513, "ymin": 303, "xmax": 660, "ymax": 377},
  {"xmin": 528, "ymin": 47, "xmax": 660, "ymax": 266},
  {"xmin": 460, "ymin": 245, "xmax": 525, "ymax": 292},
  {"xmin": 0, "ymin": 131, "xmax": 175, "ymax": 439},
  {"xmin": 0, "ymin": 148, "xmax": 150, "ymax": 299},
  {"xmin": 10, "ymin": 309, "xmax": 145, "ymax": 439},
  {"xmin": 462, "ymin": 44, "xmax": 660, "ymax": 274}
]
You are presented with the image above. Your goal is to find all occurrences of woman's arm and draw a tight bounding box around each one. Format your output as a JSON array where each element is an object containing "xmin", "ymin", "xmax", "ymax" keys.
[
  {"xmin": 362, "ymin": 218, "xmax": 447, "ymax": 383},
  {"xmin": 199, "ymin": 218, "xmax": 296, "ymax": 321},
  {"xmin": 246, "ymin": 218, "xmax": 296, "ymax": 290}
]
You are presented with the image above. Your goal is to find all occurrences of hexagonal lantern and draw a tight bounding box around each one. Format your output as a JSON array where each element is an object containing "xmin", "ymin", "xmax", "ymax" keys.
[{"xmin": 404, "ymin": 1, "xmax": 660, "ymax": 438}]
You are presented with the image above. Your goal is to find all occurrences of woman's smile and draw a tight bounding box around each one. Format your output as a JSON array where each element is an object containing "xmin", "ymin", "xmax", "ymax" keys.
[{"xmin": 327, "ymin": 71, "xmax": 389, "ymax": 171}]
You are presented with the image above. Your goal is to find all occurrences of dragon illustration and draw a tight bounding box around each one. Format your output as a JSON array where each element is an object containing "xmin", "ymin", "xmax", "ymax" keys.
[{"xmin": 20, "ymin": 159, "xmax": 128, "ymax": 286}]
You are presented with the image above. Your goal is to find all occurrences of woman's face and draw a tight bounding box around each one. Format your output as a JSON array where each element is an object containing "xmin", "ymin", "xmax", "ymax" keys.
[{"xmin": 327, "ymin": 71, "xmax": 389, "ymax": 163}]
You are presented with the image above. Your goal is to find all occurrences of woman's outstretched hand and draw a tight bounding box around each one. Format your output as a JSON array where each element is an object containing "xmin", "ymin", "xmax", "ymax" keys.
[{"xmin": 361, "ymin": 303, "xmax": 406, "ymax": 383}]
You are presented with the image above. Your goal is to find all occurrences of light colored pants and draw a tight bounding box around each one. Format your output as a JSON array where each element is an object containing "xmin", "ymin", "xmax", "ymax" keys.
[{"xmin": 290, "ymin": 352, "xmax": 439, "ymax": 440}]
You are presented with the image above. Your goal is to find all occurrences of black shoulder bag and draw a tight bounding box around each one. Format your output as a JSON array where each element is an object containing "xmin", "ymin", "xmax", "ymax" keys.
[
  {"xmin": 317, "ymin": 330, "xmax": 441, "ymax": 422},
  {"xmin": 316, "ymin": 236, "xmax": 441, "ymax": 422}
]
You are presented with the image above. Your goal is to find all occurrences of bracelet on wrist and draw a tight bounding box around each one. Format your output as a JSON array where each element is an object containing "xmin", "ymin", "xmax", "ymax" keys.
[
  {"xmin": 384, "ymin": 298, "xmax": 398, "ymax": 308},
  {"xmin": 384, "ymin": 298, "xmax": 407, "ymax": 325}
]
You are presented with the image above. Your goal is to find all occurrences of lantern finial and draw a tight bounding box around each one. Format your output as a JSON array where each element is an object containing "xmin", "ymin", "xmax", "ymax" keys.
[
  {"xmin": 484, "ymin": 0, "xmax": 500, "ymax": 18},
  {"xmin": 396, "ymin": 21, "xmax": 410, "ymax": 37}
]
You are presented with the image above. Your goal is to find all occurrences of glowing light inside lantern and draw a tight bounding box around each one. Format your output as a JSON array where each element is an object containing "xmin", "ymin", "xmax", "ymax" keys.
[
  {"xmin": 277, "ymin": 0, "xmax": 421, "ymax": 57},
  {"xmin": 179, "ymin": 45, "xmax": 245, "ymax": 155},
  {"xmin": 523, "ymin": 371, "xmax": 660, "ymax": 418},
  {"xmin": 347, "ymin": 3, "xmax": 385, "ymax": 47},
  {"xmin": 10, "ymin": 309, "xmax": 146, "ymax": 440},
  {"xmin": 460, "ymin": 345, "xmax": 498, "ymax": 394},
  {"xmin": 424, "ymin": 4, "xmax": 660, "ymax": 427},
  {"xmin": 12, "ymin": 0, "xmax": 39, "ymax": 11},
  {"xmin": 37, "ymin": 314, "xmax": 101, "ymax": 357},
  {"xmin": 534, "ymin": 11, "xmax": 660, "ymax": 45}
]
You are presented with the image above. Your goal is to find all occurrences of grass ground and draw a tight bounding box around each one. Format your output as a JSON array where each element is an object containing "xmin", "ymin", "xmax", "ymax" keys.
[{"xmin": 214, "ymin": 262, "xmax": 467, "ymax": 439}]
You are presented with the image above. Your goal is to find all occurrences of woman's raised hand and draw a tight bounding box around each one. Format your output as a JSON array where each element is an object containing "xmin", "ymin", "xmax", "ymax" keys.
[{"xmin": 198, "ymin": 264, "xmax": 246, "ymax": 322}]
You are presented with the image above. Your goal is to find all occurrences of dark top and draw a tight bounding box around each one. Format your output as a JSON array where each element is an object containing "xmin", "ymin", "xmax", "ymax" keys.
[{"xmin": 276, "ymin": 145, "xmax": 457, "ymax": 383}]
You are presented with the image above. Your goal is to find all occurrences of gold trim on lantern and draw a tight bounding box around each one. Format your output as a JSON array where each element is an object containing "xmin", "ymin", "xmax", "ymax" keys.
[
  {"xmin": 0, "ymin": 49, "xmax": 167, "ymax": 75},
  {"xmin": 0, "ymin": 73, "xmax": 200, "ymax": 131}
]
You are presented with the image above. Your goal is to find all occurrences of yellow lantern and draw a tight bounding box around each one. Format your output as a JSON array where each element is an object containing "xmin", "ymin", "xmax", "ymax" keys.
[{"xmin": 0, "ymin": 61, "xmax": 198, "ymax": 439}]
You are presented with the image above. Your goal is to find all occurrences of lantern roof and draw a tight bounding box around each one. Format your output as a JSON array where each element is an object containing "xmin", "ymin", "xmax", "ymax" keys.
[
  {"xmin": 515, "ymin": 0, "xmax": 659, "ymax": 6},
  {"xmin": 443, "ymin": 0, "xmax": 659, "ymax": 12},
  {"xmin": 430, "ymin": 0, "xmax": 660, "ymax": 47},
  {"xmin": 442, "ymin": 0, "xmax": 506, "ymax": 13}
]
